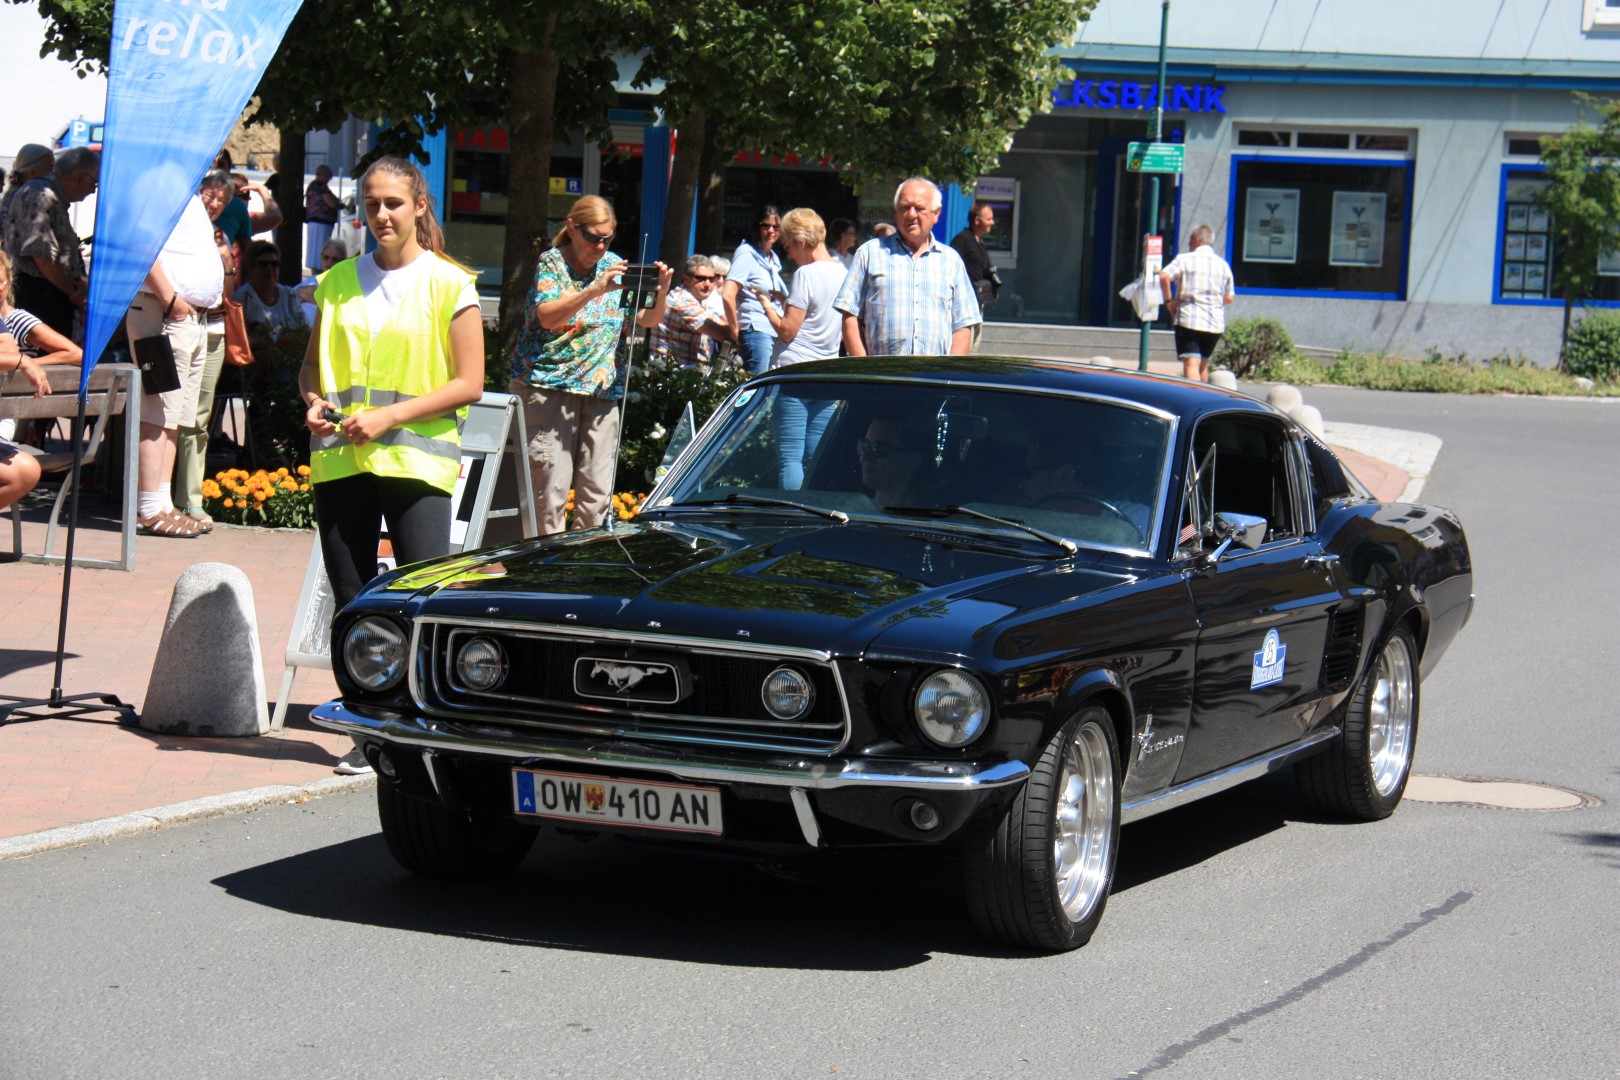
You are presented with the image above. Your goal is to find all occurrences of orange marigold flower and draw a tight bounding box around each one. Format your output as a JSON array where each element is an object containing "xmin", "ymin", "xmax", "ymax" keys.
[{"xmin": 297, "ymin": 465, "xmax": 311, "ymax": 477}]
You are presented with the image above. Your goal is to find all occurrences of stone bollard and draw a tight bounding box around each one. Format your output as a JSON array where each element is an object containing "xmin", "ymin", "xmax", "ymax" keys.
[
  {"xmin": 1266, "ymin": 384, "xmax": 1303, "ymax": 411},
  {"xmin": 1289, "ymin": 404, "xmax": 1325, "ymax": 438},
  {"xmin": 1210, "ymin": 370, "xmax": 1238, "ymax": 390},
  {"xmin": 140, "ymin": 562, "xmax": 268, "ymax": 737}
]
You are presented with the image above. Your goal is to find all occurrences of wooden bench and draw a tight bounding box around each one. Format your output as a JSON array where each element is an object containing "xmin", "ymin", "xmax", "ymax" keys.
[{"xmin": 3, "ymin": 363, "xmax": 141, "ymax": 571}]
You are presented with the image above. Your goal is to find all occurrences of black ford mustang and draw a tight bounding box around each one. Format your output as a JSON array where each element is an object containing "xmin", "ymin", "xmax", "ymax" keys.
[{"xmin": 313, "ymin": 357, "xmax": 1473, "ymax": 951}]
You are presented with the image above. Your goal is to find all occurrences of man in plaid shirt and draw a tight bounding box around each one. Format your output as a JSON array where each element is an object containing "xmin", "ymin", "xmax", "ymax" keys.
[
  {"xmin": 651, "ymin": 254, "xmax": 732, "ymax": 371},
  {"xmin": 836, "ymin": 177, "xmax": 979, "ymax": 357},
  {"xmin": 1158, "ymin": 223, "xmax": 1235, "ymax": 382}
]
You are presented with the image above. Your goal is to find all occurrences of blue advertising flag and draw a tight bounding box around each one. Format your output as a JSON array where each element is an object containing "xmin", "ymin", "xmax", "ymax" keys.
[{"xmin": 81, "ymin": 0, "xmax": 304, "ymax": 397}]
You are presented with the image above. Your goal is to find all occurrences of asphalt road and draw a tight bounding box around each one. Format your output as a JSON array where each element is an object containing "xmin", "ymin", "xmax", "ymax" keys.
[{"xmin": 3, "ymin": 388, "xmax": 1615, "ymax": 1080}]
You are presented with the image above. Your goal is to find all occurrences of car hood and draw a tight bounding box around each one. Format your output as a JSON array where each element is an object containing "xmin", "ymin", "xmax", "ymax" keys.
[{"xmin": 382, "ymin": 518, "xmax": 1141, "ymax": 658}]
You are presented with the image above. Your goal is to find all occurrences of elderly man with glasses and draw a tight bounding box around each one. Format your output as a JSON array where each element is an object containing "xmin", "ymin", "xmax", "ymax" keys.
[
  {"xmin": 835, "ymin": 177, "xmax": 979, "ymax": 358},
  {"xmin": 650, "ymin": 254, "xmax": 732, "ymax": 372},
  {"xmin": 2, "ymin": 147, "xmax": 99, "ymax": 339}
]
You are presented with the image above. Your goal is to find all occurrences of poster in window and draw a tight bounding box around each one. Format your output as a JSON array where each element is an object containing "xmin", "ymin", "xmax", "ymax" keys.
[
  {"xmin": 1328, "ymin": 191, "xmax": 1387, "ymax": 267},
  {"xmin": 1527, "ymin": 206, "xmax": 1551, "ymax": 233},
  {"xmin": 1243, "ymin": 187, "xmax": 1300, "ymax": 264},
  {"xmin": 1506, "ymin": 204, "xmax": 1530, "ymax": 232},
  {"xmin": 1502, "ymin": 262, "xmax": 1525, "ymax": 291},
  {"xmin": 1525, "ymin": 234, "xmax": 1549, "ymax": 262},
  {"xmin": 1503, "ymin": 234, "xmax": 1526, "ymax": 261},
  {"xmin": 1524, "ymin": 263, "xmax": 1547, "ymax": 294}
]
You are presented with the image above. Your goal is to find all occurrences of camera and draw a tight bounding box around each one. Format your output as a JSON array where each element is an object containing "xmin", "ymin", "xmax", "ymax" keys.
[{"xmin": 617, "ymin": 263, "xmax": 661, "ymax": 310}]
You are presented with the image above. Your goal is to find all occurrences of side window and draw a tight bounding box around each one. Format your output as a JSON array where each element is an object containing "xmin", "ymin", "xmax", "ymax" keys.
[{"xmin": 1187, "ymin": 415, "xmax": 1299, "ymax": 544}]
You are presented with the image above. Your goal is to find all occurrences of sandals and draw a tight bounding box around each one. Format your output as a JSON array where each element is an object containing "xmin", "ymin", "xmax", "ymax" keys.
[
  {"xmin": 137, "ymin": 508, "xmax": 203, "ymax": 538},
  {"xmin": 179, "ymin": 507, "xmax": 214, "ymax": 533}
]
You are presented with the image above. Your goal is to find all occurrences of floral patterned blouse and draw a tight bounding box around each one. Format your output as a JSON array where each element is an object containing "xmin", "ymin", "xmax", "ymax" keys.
[{"xmin": 509, "ymin": 246, "xmax": 630, "ymax": 400}]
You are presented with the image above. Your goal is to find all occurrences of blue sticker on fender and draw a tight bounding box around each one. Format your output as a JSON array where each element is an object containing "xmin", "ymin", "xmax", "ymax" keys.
[{"xmin": 1251, "ymin": 628, "xmax": 1287, "ymax": 689}]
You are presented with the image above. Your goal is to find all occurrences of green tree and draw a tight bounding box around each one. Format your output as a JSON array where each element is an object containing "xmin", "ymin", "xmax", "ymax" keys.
[
  {"xmin": 635, "ymin": 0, "xmax": 1095, "ymax": 263},
  {"xmin": 23, "ymin": 0, "xmax": 1094, "ymax": 340},
  {"xmin": 1536, "ymin": 95, "xmax": 1620, "ymax": 365}
]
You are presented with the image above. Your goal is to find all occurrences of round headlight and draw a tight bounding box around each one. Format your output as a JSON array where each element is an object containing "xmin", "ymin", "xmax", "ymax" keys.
[
  {"xmin": 913, "ymin": 669, "xmax": 990, "ymax": 747},
  {"xmin": 762, "ymin": 666, "xmax": 815, "ymax": 719},
  {"xmin": 455, "ymin": 637, "xmax": 506, "ymax": 691},
  {"xmin": 341, "ymin": 617, "xmax": 408, "ymax": 692}
]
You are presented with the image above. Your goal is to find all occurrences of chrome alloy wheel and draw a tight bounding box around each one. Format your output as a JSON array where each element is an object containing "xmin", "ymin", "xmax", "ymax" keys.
[
  {"xmin": 1367, "ymin": 635, "xmax": 1416, "ymax": 798},
  {"xmin": 1053, "ymin": 722, "xmax": 1117, "ymax": 923}
]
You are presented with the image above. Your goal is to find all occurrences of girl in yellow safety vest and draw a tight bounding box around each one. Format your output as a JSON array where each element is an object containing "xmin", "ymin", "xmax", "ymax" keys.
[{"xmin": 297, "ymin": 155, "xmax": 485, "ymax": 618}]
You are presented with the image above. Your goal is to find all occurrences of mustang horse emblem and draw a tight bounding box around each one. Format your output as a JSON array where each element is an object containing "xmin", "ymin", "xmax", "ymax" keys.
[{"xmin": 591, "ymin": 661, "xmax": 653, "ymax": 693}]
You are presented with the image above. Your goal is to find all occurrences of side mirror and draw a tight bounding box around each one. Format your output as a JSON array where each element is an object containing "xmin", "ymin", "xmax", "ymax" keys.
[{"xmin": 1202, "ymin": 511, "xmax": 1267, "ymax": 567}]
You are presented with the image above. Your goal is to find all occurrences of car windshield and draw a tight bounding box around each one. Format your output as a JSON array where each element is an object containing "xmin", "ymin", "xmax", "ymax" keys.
[{"xmin": 647, "ymin": 377, "xmax": 1173, "ymax": 554}]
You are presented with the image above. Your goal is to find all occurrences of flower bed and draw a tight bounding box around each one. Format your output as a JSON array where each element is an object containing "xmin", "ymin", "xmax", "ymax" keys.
[{"xmin": 202, "ymin": 466, "xmax": 315, "ymax": 528}]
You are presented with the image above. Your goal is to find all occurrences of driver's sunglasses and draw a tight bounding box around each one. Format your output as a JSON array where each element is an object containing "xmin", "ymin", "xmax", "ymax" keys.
[
  {"xmin": 577, "ymin": 225, "xmax": 614, "ymax": 246},
  {"xmin": 857, "ymin": 438, "xmax": 913, "ymax": 459}
]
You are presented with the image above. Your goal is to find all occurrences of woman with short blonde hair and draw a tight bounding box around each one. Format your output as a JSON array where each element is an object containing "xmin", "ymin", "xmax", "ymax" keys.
[{"xmin": 755, "ymin": 207, "xmax": 846, "ymax": 488}]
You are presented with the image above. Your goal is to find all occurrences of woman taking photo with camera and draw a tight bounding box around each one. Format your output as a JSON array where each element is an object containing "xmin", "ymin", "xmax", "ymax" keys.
[
  {"xmin": 297, "ymin": 156, "xmax": 484, "ymax": 615},
  {"xmin": 510, "ymin": 194, "xmax": 672, "ymax": 535}
]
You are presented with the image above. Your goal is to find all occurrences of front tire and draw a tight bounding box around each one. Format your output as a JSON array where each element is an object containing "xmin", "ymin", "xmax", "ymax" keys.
[
  {"xmin": 377, "ymin": 782, "xmax": 537, "ymax": 880},
  {"xmin": 1296, "ymin": 624, "xmax": 1419, "ymax": 820},
  {"xmin": 964, "ymin": 706, "xmax": 1121, "ymax": 952}
]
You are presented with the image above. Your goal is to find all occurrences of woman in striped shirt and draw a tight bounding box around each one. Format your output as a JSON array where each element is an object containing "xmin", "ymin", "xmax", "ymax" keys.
[{"xmin": 0, "ymin": 250, "xmax": 82, "ymax": 367}]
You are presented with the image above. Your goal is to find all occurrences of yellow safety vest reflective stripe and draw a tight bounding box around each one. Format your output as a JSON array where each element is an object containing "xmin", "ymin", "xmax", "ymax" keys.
[{"xmin": 310, "ymin": 253, "xmax": 476, "ymax": 493}]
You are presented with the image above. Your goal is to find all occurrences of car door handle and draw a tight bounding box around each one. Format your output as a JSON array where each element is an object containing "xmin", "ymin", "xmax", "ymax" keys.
[{"xmin": 1304, "ymin": 553, "xmax": 1340, "ymax": 568}]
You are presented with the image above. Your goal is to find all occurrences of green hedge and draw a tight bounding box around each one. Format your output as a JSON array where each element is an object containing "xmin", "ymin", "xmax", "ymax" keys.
[{"xmin": 1566, "ymin": 309, "xmax": 1620, "ymax": 382}]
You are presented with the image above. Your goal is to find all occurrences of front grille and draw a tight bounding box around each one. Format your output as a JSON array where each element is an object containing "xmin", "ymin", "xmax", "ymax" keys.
[{"xmin": 414, "ymin": 619, "xmax": 850, "ymax": 754}]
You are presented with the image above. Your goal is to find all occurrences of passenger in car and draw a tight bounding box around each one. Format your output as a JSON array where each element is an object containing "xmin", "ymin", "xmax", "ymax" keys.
[{"xmin": 1022, "ymin": 441, "xmax": 1151, "ymax": 540}]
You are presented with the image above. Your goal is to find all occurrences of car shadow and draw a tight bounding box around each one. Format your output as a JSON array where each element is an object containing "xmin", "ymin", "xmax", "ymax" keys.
[
  {"xmin": 1114, "ymin": 773, "xmax": 1296, "ymax": 893},
  {"xmin": 214, "ymin": 774, "xmax": 1310, "ymax": 968},
  {"xmin": 213, "ymin": 826, "xmax": 1019, "ymax": 970}
]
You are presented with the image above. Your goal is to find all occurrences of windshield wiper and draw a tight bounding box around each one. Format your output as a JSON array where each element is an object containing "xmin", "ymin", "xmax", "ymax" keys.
[
  {"xmin": 642, "ymin": 493, "xmax": 849, "ymax": 523},
  {"xmin": 882, "ymin": 504, "xmax": 1077, "ymax": 555}
]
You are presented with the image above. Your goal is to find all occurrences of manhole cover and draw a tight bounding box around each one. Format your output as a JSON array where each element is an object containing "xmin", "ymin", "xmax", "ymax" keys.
[{"xmin": 1405, "ymin": 773, "xmax": 1601, "ymax": 812}]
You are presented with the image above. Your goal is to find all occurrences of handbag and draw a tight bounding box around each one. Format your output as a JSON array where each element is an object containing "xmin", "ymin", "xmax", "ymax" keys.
[
  {"xmin": 222, "ymin": 297, "xmax": 254, "ymax": 366},
  {"xmin": 132, "ymin": 332, "xmax": 180, "ymax": 395}
]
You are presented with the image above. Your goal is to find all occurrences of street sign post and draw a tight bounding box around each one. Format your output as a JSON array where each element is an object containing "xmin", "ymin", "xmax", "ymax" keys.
[{"xmin": 1127, "ymin": 141, "xmax": 1185, "ymax": 174}]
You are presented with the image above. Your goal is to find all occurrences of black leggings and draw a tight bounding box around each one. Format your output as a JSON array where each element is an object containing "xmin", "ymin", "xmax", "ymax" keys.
[{"xmin": 313, "ymin": 472, "xmax": 452, "ymax": 613}]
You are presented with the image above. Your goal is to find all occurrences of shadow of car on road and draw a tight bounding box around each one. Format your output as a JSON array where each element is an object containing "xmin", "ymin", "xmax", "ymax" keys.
[{"xmin": 212, "ymin": 776, "xmax": 1315, "ymax": 968}]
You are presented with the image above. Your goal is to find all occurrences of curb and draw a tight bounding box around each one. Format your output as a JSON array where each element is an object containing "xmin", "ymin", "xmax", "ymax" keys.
[
  {"xmin": 1320, "ymin": 420, "xmax": 1441, "ymax": 502},
  {"xmin": 0, "ymin": 774, "xmax": 377, "ymax": 861}
]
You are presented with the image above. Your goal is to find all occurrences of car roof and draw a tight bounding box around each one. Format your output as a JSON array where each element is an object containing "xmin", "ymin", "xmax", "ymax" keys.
[{"xmin": 763, "ymin": 355, "xmax": 1277, "ymax": 424}]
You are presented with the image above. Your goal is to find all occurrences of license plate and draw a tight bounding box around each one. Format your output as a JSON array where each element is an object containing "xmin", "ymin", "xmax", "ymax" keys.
[{"xmin": 512, "ymin": 769, "xmax": 723, "ymax": 836}]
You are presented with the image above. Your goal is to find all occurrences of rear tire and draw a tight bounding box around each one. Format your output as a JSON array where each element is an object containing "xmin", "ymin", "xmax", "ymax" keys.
[
  {"xmin": 377, "ymin": 782, "xmax": 537, "ymax": 880},
  {"xmin": 964, "ymin": 706, "xmax": 1120, "ymax": 952},
  {"xmin": 1296, "ymin": 624, "xmax": 1419, "ymax": 821}
]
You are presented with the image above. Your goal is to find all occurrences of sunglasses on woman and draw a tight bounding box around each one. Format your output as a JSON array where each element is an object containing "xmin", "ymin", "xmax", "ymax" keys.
[{"xmin": 576, "ymin": 225, "xmax": 614, "ymax": 246}]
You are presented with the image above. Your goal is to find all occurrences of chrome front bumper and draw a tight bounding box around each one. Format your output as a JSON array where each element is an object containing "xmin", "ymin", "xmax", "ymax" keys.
[{"xmin": 310, "ymin": 700, "xmax": 1031, "ymax": 794}]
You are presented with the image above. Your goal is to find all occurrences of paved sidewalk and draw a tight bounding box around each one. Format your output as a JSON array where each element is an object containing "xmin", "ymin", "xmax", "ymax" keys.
[{"xmin": 0, "ymin": 415, "xmax": 1416, "ymax": 858}]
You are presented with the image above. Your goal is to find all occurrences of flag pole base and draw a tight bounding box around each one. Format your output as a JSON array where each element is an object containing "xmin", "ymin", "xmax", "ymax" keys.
[{"xmin": 0, "ymin": 692, "xmax": 139, "ymax": 727}]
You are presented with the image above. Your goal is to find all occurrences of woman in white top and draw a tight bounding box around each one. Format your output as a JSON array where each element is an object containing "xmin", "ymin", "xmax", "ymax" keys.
[{"xmin": 756, "ymin": 207, "xmax": 848, "ymax": 489}]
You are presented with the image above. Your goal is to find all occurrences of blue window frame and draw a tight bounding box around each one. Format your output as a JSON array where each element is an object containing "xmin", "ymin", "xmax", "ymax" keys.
[
  {"xmin": 1493, "ymin": 164, "xmax": 1620, "ymax": 308},
  {"xmin": 1225, "ymin": 154, "xmax": 1414, "ymax": 300}
]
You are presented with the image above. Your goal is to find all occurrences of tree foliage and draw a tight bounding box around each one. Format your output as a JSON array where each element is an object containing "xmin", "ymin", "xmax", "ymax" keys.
[
  {"xmin": 1536, "ymin": 95, "xmax": 1620, "ymax": 364},
  {"xmin": 21, "ymin": 0, "xmax": 1095, "ymax": 337}
]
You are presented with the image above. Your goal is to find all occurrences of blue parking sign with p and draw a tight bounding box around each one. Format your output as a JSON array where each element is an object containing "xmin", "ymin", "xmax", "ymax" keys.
[{"xmin": 68, "ymin": 120, "xmax": 92, "ymax": 148}]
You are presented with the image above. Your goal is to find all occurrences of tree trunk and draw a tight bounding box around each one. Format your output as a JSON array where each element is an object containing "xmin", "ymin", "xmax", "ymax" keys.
[
  {"xmin": 694, "ymin": 120, "xmax": 730, "ymax": 256},
  {"xmin": 1560, "ymin": 292, "xmax": 1573, "ymax": 369},
  {"xmin": 500, "ymin": 21, "xmax": 561, "ymax": 365},
  {"xmin": 659, "ymin": 108, "xmax": 706, "ymax": 266},
  {"xmin": 275, "ymin": 128, "xmax": 305, "ymax": 283}
]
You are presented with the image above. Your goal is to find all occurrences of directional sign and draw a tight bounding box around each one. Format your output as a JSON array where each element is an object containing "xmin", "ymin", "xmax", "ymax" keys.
[{"xmin": 1126, "ymin": 142, "xmax": 1184, "ymax": 174}]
